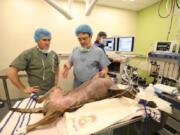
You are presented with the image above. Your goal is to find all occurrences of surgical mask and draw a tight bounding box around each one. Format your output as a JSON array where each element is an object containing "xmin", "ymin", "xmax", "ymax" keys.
[
  {"xmin": 100, "ymin": 39, "xmax": 106, "ymax": 45},
  {"xmin": 79, "ymin": 46, "xmax": 90, "ymax": 53},
  {"xmin": 38, "ymin": 46, "xmax": 52, "ymax": 54}
]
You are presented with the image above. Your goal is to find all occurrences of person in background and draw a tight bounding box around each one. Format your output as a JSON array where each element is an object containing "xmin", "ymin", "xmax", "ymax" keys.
[
  {"xmin": 94, "ymin": 31, "xmax": 127, "ymax": 63},
  {"xmin": 94, "ymin": 31, "xmax": 107, "ymax": 52},
  {"xmin": 7, "ymin": 28, "xmax": 60, "ymax": 95}
]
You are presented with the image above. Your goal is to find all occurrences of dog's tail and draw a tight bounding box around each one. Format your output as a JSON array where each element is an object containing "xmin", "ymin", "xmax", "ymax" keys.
[{"xmin": 10, "ymin": 107, "xmax": 45, "ymax": 113}]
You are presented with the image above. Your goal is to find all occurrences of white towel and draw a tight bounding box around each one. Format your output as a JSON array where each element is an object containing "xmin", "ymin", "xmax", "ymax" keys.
[{"xmin": 65, "ymin": 97, "xmax": 143, "ymax": 135}]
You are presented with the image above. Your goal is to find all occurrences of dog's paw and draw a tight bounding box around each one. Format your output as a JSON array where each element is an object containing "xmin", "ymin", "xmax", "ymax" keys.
[{"xmin": 14, "ymin": 127, "xmax": 27, "ymax": 135}]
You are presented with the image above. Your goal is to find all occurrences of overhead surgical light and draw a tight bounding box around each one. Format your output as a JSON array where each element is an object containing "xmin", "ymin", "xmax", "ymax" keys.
[
  {"xmin": 45, "ymin": 0, "xmax": 73, "ymax": 20},
  {"xmin": 84, "ymin": 0, "xmax": 98, "ymax": 16},
  {"xmin": 67, "ymin": 0, "xmax": 74, "ymax": 12},
  {"xmin": 45, "ymin": 0, "xmax": 98, "ymax": 19}
]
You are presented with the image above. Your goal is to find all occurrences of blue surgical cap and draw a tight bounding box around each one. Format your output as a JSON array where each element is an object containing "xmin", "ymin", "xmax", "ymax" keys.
[
  {"xmin": 34, "ymin": 28, "xmax": 52, "ymax": 42},
  {"xmin": 75, "ymin": 24, "xmax": 93, "ymax": 36}
]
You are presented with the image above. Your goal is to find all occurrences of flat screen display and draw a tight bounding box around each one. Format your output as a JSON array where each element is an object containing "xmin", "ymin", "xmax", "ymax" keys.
[
  {"xmin": 104, "ymin": 38, "xmax": 115, "ymax": 51},
  {"xmin": 117, "ymin": 37, "xmax": 134, "ymax": 52}
]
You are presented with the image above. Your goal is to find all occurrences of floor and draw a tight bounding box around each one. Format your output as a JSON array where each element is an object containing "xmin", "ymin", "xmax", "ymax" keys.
[{"xmin": 0, "ymin": 99, "xmax": 19, "ymax": 122}]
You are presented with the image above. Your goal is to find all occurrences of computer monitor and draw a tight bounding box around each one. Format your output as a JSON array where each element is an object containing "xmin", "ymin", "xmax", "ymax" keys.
[
  {"xmin": 104, "ymin": 38, "xmax": 115, "ymax": 51},
  {"xmin": 117, "ymin": 37, "xmax": 134, "ymax": 52}
]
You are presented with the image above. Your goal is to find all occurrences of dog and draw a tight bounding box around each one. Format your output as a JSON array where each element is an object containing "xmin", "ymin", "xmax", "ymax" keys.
[{"xmin": 11, "ymin": 77, "xmax": 156, "ymax": 134}]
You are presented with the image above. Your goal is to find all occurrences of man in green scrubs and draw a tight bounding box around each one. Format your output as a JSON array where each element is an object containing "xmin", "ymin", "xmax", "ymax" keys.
[{"xmin": 7, "ymin": 28, "xmax": 60, "ymax": 95}]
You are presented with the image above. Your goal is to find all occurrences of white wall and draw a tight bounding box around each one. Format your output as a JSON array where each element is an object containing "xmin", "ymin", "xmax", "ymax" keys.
[
  {"xmin": 0, "ymin": 0, "xmax": 137, "ymax": 70},
  {"xmin": 0, "ymin": 0, "xmax": 137, "ymax": 99}
]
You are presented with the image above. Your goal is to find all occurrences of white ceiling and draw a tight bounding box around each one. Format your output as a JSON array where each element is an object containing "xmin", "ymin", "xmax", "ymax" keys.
[
  {"xmin": 61, "ymin": 0, "xmax": 160, "ymax": 11},
  {"xmin": 94, "ymin": 0, "xmax": 160, "ymax": 11}
]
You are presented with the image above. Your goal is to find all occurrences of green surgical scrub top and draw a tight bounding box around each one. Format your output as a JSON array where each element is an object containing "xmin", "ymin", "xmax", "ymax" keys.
[{"xmin": 10, "ymin": 47, "xmax": 59, "ymax": 91}]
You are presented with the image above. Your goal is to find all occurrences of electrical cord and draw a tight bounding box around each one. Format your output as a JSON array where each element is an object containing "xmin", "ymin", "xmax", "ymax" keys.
[
  {"xmin": 158, "ymin": 0, "xmax": 179, "ymax": 40},
  {"xmin": 138, "ymin": 99, "xmax": 149, "ymax": 135},
  {"xmin": 176, "ymin": 0, "xmax": 180, "ymax": 9},
  {"xmin": 167, "ymin": 0, "xmax": 176, "ymax": 40},
  {"xmin": 166, "ymin": 0, "xmax": 171, "ymax": 13},
  {"xmin": 158, "ymin": 0, "xmax": 173, "ymax": 18}
]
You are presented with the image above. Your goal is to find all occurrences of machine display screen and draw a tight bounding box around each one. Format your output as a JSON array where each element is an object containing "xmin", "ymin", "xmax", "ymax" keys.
[
  {"xmin": 117, "ymin": 37, "xmax": 134, "ymax": 52},
  {"xmin": 156, "ymin": 42, "xmax": 171, "ymax": 51},
  {"xmin": 104, "ymin": 38, "xmax": 115, "ymax": 51}
]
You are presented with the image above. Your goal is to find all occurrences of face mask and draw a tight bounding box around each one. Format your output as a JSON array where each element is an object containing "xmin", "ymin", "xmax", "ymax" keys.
[
  {"xmin": 79, "ymin": 46, "xmax": 90, "ymax": 53},
  {"xmin": 37, "ymin": 46, "xmax": 52, "ymax": 54},
  {"xmin": 100, "ymin": 39, "xmax": 106, "ymax": 45}
]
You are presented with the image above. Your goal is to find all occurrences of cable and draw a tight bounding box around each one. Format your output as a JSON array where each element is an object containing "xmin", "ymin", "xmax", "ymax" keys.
[
  {"xmin": 157, "ymin": 0, "xmax": 180, "ymax": 40},
  {"xmin": 138, "ymin": 99, "xmax": 149, "ymax": 135},
  {"xmin": 167, "ymin": 0, "xmax": 176, "ymax": 40},
  {"xmin": 158, "ymin": 0, "xmax": 173, "ymax": 18},
  {"xmin": 176, "ymin": 16, "xmax": 180, "ymax": 43},
  {"xmin": 176, "ymin": 0, "xmax": 180, "ymax": 9},
  {"xmin": 166, "ymin": 0, "xmax": 171, "ymax": 13}
]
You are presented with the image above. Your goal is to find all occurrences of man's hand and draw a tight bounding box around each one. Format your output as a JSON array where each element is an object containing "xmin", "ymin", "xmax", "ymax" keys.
[
  {"xmin": 93, "ymin": 66, "xmax": 109, "ymax": 79},
  {"xmin": 93, "ymin": 71, "xmax": 107, "ymax": 79},
  {"xmin": 23, "ymin": 86, "xmax": 39, "ymax": 94},
  {"xmin": 93, "ymin": 72, "xmax": 100, "ymax": 79},
  {"xmin": 99, "ymin": 70, "xmax": 107, "ymax": 77}
]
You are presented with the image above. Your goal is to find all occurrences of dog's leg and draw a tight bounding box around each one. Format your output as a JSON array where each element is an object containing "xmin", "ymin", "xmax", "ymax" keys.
[
  {"xmin": 10, "ymin": 107, "xmax": 45, "ymax": 113},
  {"xmin": 26, "ymin": 112, "xmax": 60, "ymax": 132}
]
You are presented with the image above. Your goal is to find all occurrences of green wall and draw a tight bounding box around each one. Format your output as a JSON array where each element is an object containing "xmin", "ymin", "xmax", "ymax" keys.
[
  {"xmin": 130, "ymin": 1, "xmax": 180, "ymax": 83},
  {"xmin": 135, "ymin": 1, "xmax": 179, "ymax": 55}
]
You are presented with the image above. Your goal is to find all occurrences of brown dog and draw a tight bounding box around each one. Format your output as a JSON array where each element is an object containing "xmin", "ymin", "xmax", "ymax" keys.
[{"xmin": 11, "ymin": 77, "xmax": 115, "ymax": 134}]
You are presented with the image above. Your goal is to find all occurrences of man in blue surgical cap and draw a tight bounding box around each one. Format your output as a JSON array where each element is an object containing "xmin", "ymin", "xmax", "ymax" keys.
[
  {"xmin": 7, "ymin": 28, "xmax": 60, "ymax": 95},
  {"xmin": 63, "ymin": 24, "xmax": 111, "ymax": 88}
]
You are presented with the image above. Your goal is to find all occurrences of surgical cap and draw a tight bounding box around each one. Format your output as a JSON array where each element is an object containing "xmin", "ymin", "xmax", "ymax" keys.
[
  {"xmin": 34, "ymin": 28, "xmax": 52, "ymax": 42},
  {"xmin": 75, "ymin": 24, "xmax": 93, "ymax": 36}
]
